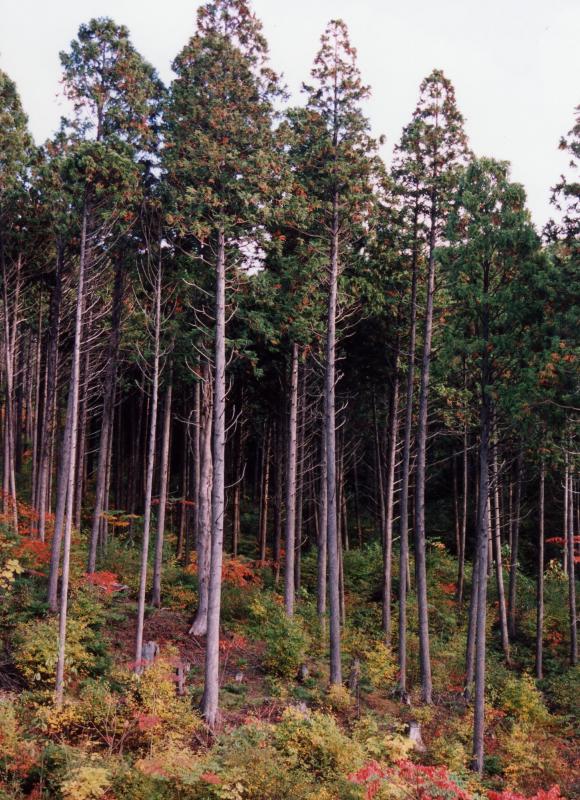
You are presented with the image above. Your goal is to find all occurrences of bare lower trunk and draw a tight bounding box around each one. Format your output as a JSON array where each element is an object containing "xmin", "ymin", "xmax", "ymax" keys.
[
  {"xmin": 492, "ymin": 432, "xmax": 510, "ymax": 664},
  {"xmin": 471, "ymin": 267, "xmax": 491, "ymax": 774},
  {"xmin": 507, "ymin": 449, "xmax": 523, "ymax": 638},
  {"xmin": 317, "ymin": 427, "xmax": 328, "ymax": 621},
  {"xmin": 383, "ymin": 363, "xmax": 399, "ymax": 643},
  {"xmin": 88, "ymin": 260, "xmax": 125, "ymax": 571},
  {"xmin": 457, "ymin": 425, "xmax": 468, "ymax": 605},
  {"xmin": 536, "ymin": 460, "xmax": 545, "ymax": 679},
  {"xmin": 398, "ymin": 210, "xmax": 419, "ymax": 699},
  {"xmin": 471, "ymin": 399, "xmax": 490, "ymax": 772},
  {"xmin": 273, "ymin": 419, "xmax": 283, "ymax": 584},
  {"xmin": 190, "ymin": 362, "xmax": 213, "ymax": 636},
  {"xmin": 567, "ymin": 460, "xmax": 577, "ymax": 666},
  {"xmin": 258, "ymin": 422, "xmax": 271, "ymax": 562},
  {"xmin": 414, "ymin": 217, "xmax": 436, "ymax": 704},
  {"xmin": 326, "ymin": 194, "xmax": 342, "ymax": 685},
  {"xmin": 134, "ymin": 249, "xmax": 162, "ymax": 672},
  {"xmin": 284, "ymin": 343, "xmax": 299, "ymax": 616},
  {"xmin": 464, "ymin": 541, "xmax": 479, "ymax": 697},
  {"xmin": 231, "ymin": 410, "xmax": 243, "ymax": 556},
  {"xmin": 55, "ymin": 201, "xmax": 89, "ymax": 706},
  {"xmin": 201, "ymin": 229, "xmax": 227, "ymax": 728},
  {"xmin": 152, "ymin": 377, "xmax": 173, "ymax": 607}
]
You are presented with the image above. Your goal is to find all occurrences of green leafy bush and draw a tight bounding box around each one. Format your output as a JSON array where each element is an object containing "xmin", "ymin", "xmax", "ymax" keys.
[
  {"xmin": 13, "ymin": 617, "xmax": 96, "ymax": 692},
  {"xmin": 274, "ymin": 707, "xmax": 363, "ymax": 781},
  {"xmin": 249, "ymin": 595, "xmax": 309, "ymax": 678}
]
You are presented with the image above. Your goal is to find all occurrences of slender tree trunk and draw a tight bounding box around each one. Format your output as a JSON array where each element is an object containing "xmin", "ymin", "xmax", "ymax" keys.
[
  {"xmin": 284, "ymin": 342, "xmax": 299, "ymax": 616},
  {"xmin": 134, "ymin": 247, "xmax": 162, "ymax": 672},
  {"xmin": 492, "ymin": 431, "xmax": 510, "ymax": 664},
  {"xmin": 472, "ymin": 265, "xmax": 492, "ymax": 775},
  {"xmin": 55, "ymin": 200, "xmax": 89, "ymax": 706},
  {"xmin": 201, "ymin": 229, "xmax": 227, "ymax": 728},
  {"xmin": 1, "ymin": 250, "xmax": 19, "ymax": 532},
  {"xmin": 457, "ymin": 425, "xmax": 468, "ymax": 605},
  {"xmin": 567, "ymin": 461, "xmax": 577, "ymax": 666},
  {"xmin": 30, "ymin": 303, "xmax": 43, "ymax": 516},
  {"xmin": 383, "ymin": 361, "xmax": 400, "ymax": 643},
  {"xmin": 398, "ymin": 206, "xmax": 419, "ymax": 699},
  {"xmin": 177, "ymin": 427, "xmax": 188, "ymax": 560},
  {"xmin": 373, "ymin": 393, "xmax": 386, "ymax": 541},
  {"xmin": 190, "ymin": 361, "xmax": 213, "ymax": 635},
  {"xmin": 273, "ymin": 418, "xmax": 283, "ymax": 584},
  {"xmin": 414, "ymin": 201, "xmax": 437, "ymax": 704},
  {"xmin": 317, "ymin": 427, "xmax": 328, "ymax": 622},
  {"xmin": 563, "ymin": 464, "xmax": 569, "ymax": 576},
  {"xmin": 464, "ymin": 541, "xmax": 479, "ymax": 698},
  {"xmin": 152, "ymin": 376, "xmax": 173, "ymax": 607},
  {"xmin": 536, "ymin": 460, "xmax": 545, "ymax": 679},
  {"xmin": 189, "ymin": 374, "xmax": 201, "ymax": 563},
  {"xmin": 87, "ymin": 260, "xmax": 125, "ymax": 571},
  {"xmin": 74, "ymin": 323, "xmax": 90, "ymax": 531},
  {"xmin": 353, "ymin": 456, "xmax": 362, "ymax": 547},
  {"xmin": 507, "ymin": 449, "xmax": 523, "ymax": 638},
  {"xmin": 259, "ymin": 422, "xmax": 271, "ymax": 562},
  {"xmin": 326, "ymin": 192, "xmax": 342, "ymax": 685},
  {"xmin": 231, "ymin": 410, "xmax": 242, "ymax": 557}
]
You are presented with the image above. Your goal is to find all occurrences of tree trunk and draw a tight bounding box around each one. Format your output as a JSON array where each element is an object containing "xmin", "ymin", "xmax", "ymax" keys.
[
  {"xmin": 536, "ymin": 460, "xmax": 545, "ymax": 679},
  {"xmin": 317, "ymin": 426, "xmax": 328, "ymax": 621},
  {"xmin": 231, "ymin": 408, "xmax": 243, "ymax": 557},
  {"xmin": 413, "ymin": 201, "xmax": 437, "ymax": 704},
  {"xmin": 492, "ymin": 431, "xmax": 510, "ymax": 664},
  {"xmin": 134, "ymin": 247, "xmax": 162, "ymax": 672},
  {"xmin": 507, "ymin": 449, "xmax": 523, "ymax": 638},
  {"xmin": 190, "ymin": 360, "xmax": 213, "ymax": 636},
  {"xmin": 326, "ymin": 192, "xmax": 342, "ymax": 685},
  {"xmin": 152, "ymin": 376, "xmax": 173, "ymax": 607},
  {"xmin": 259, "ymin": 422, "xmax": 271, "ymax": 562},
  {"xmin": 87, "ymin": 259, "xmax": 125, "ymax": 571},
  {"xmin": 471, "ymin": 264, "xmax": 491, "ymax": 774},
  {"xmin": 201, "ymin": 229, "xmax": 227, "ymax": 728},
  {"xmin": 383, "ymin": 361, "xmax": 400, "ymax": 643},
  {"xmin": 36, "ymin": 245, "xmax": 62, "ymax": 541},
  {"xmin": 284, "ymin": 342, "xmax": 299, "ymax": 616},
  {"xmin": 457, "ymin": 424, "xmax": 468, "ymax": 605},
  {"xmin": 398, "ymin": 205, "xmax": 419, "ymax": 700},
  {"xmin": 273, "ymin": 418, "xmax": 283, "ymax": 584},
  {"xmin": 567, "ymin": 461, "xmax": 578, "ymax": 666},
  {"xmin": 55, "ymin": 200, "xmax": 89, "ymax": 706}
]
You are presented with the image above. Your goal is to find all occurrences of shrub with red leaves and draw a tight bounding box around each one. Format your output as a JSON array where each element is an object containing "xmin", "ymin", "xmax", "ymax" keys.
[{"xmin": 349, "ymin": 761, "xmax": 565, "ymax": 800}]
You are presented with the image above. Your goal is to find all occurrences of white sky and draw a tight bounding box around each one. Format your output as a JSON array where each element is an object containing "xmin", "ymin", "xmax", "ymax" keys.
[{"xmin": 1, "ymin": 0, "xmax": 578, "ymax": 228}]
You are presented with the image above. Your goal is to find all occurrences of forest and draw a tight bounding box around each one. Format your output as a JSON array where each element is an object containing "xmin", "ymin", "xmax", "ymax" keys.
[{"xmin": 0, "ymin": 2, "xmax": 578, "ymax": 798}]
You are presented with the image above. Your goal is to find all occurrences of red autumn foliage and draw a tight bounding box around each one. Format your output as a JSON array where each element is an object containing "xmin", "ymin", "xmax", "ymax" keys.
[
  {"xmin": 349, "ymin": 761, "xmax": 565, "ymax": 800},
  {"xmin": 187, "ymin": 553, "xmax": 262, "ymax": 587},
  {"xmin": 488, "ymin": 786, "xmax": 565, "ymax": 800},
  {"xmin": 545, "ymin": 536, "xmax": 580, "ymax": 545},
  {"xmin": 15, "ymin": 538, "xmax": 51, "ymax": 566},
  {"xmin": 201, "ymin": 772, "xmax": 221, "ymax": 785},
  {"xmin": 83, "ymin": 571, "xmax": 122, "ymax": 594},
  {"xmin": 135, "ymin": 712, "xmax": 162, "ymax": 732}
]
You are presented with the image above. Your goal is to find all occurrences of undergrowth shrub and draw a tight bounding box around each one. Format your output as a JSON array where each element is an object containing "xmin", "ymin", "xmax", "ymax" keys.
[
  {"xmin": 498, "ymin": 673, "xmax": 551, "ymax": 725},
  {"xmin": 274, "ymin": 707, "xmax": 364, "ymax": 781},
  {"xmin": 13, "ymin": 617, "xmax": 96, "ymax": 694},
  {"xmin": 542, "ymin": 665, "xmax": 579, "ymax": 718},
  {"xmin": 249, "ymin": 595, "xmax": 308, "ymax": 678}
]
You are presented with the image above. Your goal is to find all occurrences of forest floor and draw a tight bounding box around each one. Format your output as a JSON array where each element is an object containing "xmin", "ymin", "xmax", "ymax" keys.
[{"xmin": 1, "ymin": 515, "xmax": 579, "ymax": 799}]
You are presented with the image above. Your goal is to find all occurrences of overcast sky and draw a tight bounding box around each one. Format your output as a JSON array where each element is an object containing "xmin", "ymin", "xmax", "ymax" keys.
[{"xmin": 1, "ymin": 0, "xmax": 578, "ymax": 228}]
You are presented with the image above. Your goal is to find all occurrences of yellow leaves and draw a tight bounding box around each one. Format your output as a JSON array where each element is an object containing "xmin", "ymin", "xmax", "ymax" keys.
[
  {"xmin": 0, "ymin": 557, "xmax": 23, "ymax": 590},
  {"xmin": 61, "ymin": 766, "xmax": 110, "ymax": 800},
  {"xmin": 362, "ymin": 640, "xmax": 398, "ymax": 691}
]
